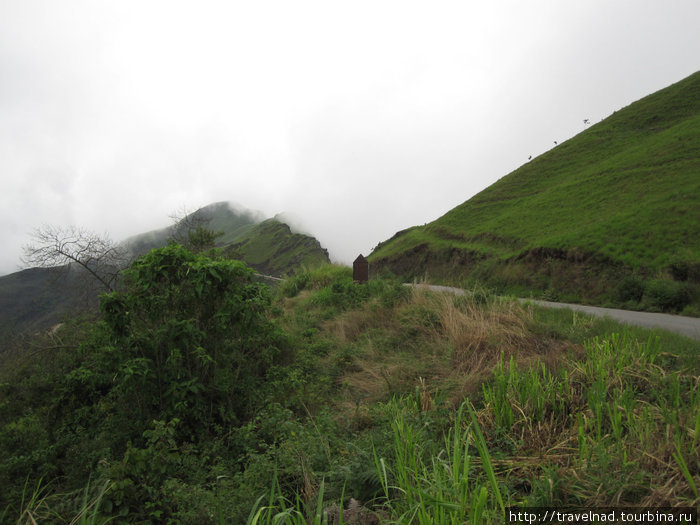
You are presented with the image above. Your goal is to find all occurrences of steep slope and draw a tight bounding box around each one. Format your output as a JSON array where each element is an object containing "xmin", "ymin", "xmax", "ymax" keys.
[
  {"xmin": 122, "ymin": 201, "xmax": 262, "ymax": 257},
  {"xmin": 0, "ymin": 266, "xmax": 100, "ymax": 351},
  {"xmin": 122, "ymin": 202, "xmax": 329, "ymax": 275},
  {"xmin": 226, "ymin": 218, "xmax": 330, "ymax": 276},
  {"xmin": 370, "ymin": 72, "xmax": 700, "ymax": 309}
]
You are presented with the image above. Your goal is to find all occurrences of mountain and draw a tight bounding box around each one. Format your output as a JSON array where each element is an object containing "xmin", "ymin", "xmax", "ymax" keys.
[
  {"xmin": 122, "ymin": 201, "xmax": 329, "ymax": 274},
  {"xmin": 122, "ymin": 201, "xmax": 264, "ymax": 257},
  {"xmin": 226, "ymin": 217, "xmax": 330, "ymax": 277},
  {"xmin": 0, "ymin": 202, "xmax": 329, "ymax": 346},
  {"xmin": 0, "ymin": 267, "xmax": 92, "ymax": 342},
  {"xmin": 370, "ymin": 72, "xmax": 700, "ymax": 310}
]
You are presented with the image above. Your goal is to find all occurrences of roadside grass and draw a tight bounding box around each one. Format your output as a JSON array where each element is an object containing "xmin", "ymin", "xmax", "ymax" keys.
[
  {"xmin": 252, "ymin": 267, "xmax": 700, "ymax": 522},
  {"xmin": 525, "ymin": 304, "xmax": 700, "ymax": 374},
  {"xmin": 249, "ymin": 330, "xmax": 698, "ymax": 521}
]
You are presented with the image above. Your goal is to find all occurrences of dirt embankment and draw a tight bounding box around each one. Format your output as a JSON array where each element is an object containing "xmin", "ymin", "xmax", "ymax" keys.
[{"xmin": 370, "ymin": 244, "xmax": 630, "ymax": 304}]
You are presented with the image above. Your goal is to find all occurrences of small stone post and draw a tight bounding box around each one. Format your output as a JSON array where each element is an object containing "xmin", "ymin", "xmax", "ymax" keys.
[{"xmin": 353, "ymin": 254, "xmax": 369, "ymax": 284}]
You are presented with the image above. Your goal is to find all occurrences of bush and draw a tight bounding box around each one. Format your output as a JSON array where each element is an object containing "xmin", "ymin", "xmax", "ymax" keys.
[
  {"xmin": 101, "ymin": 245, "xmax": 288, "ymax": 435},
  {"xmin": 541, "ymin": 288, "xmax": 561, "ymax": 302},
  {"xmin": 642, "ymin": 279, "xmax": 691, "ymax": 312},
  {"xmin": 279, "ymin": 271, "xmax": 311, "ymax": 297},
  {"xmin": 616, "ymin": 275, "xmax": 645, "ymax": 303},
  {"xmin": 668, "ymin": 258, "xmax": 690, "ymax": 281}
]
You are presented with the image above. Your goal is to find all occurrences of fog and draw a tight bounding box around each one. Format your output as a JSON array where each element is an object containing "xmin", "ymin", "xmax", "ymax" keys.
[{"xmin": 1, "ymin": 1, "xmax": 698, "ymax": 275}]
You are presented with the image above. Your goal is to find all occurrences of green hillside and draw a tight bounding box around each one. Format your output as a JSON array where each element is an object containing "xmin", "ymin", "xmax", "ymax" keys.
[
  {"xmin": 370, "ymin": 71, "xmax": 700, "ymax": 311},
  {"xmin": 122, "ymin": 201, "xmax": 260, "ymax": 256},
  {"xmin": 0, "ymin": 267, "xmax": 89, "ymax": 344},
  {"xmin": 226, "ymin": 218, "xmax": 329, "ymax": 277},
  {"xmin": 123, "ymin": 201, "xmax": 329, "ymax": 276}
]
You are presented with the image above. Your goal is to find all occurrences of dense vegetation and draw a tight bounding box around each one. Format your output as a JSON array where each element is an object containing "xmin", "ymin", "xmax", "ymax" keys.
[
  {"xmin": 370, "ymin": 72, "xmax": 700, "ymax": 313},
  {"xmin": 1, "ymin": 245, "xmax": 698, "ymax": 523},
  {"xmin": 0, "ymin": 203, "xmax": 329, "ymax": 346}
]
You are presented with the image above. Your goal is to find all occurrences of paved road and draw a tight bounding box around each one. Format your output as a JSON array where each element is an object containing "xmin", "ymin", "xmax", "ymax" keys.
[{"xmin": 407, "ymin": 283, "xmax": 700, "ymax": 341}]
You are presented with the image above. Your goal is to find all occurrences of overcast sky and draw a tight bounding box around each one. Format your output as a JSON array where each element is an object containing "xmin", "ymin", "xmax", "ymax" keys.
[{"xmin": 1, "ymin": 1, "xmax": 698, "ymax": 276}]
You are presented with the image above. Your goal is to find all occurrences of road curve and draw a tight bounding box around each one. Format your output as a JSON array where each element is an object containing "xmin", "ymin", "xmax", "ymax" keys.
[{"xmin": 407, "ymin": 283, "xmax": 700, "ymax": 341}]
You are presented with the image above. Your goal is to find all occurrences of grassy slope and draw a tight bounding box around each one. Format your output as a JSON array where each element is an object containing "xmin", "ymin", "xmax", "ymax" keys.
[
  {"xmin": 370, "ymin": 72, "xmax": 700, "ymax": 303},
  {"xmin": 123, "ymin": 201, "xmax": 260, "ymax": 255},
  {"xmin": 0, "ymin": 267, "xmax": 101, "ymax": 350},
  {"xmin": 259, "ymin": 267, "xmax": 700, "ymax": 519},
  {"xmin": 123, "ymin": 202, "xmax": 329, "ymax": 276},
  {"xmin": 226, "ymin": 219, "xmax": 330, "ymax": 276}
]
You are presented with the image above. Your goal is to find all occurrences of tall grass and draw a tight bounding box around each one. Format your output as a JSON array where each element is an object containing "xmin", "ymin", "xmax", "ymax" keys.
[
  {"xmin": 7, "ymin": 477, "xmax": 113, "ymax": 525},
  {"xmin": 250, "ymin": 328, "xmax": 699, "ymax": 520},
  {"xmin": 371, "ymin": 400, "xmax": 505, "ymax": 524}
]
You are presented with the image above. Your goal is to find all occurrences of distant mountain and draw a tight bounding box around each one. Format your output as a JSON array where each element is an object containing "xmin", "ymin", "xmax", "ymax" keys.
[
  {"xmin": 0, "ymin": 202, "xmax": 329, "ymax": 346},
  {"xmin": 122, "ymin": 201, "xmax": 329, "ymax": 274},
  {"xmin": 226, "ymin": 217, "xmax": 330, "ymax": 276},
  {"xmin": 122, "ymin": 201, "xmax": 264, "ymax": 257},
  {"xmin": 0, "ymin": 266, "xmax": 100, "ymax": 349},
  {"xmin": 370, "ymin": 72, "xmax": 700, "ymax": 310}
]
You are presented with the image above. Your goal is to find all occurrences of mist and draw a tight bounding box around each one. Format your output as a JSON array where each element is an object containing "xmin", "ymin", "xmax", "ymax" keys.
[{"xmin": 1, "ymin": 1, "xmax": 698, "ymax": 275}]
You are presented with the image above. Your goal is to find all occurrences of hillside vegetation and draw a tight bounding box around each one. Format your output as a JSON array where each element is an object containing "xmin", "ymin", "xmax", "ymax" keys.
[
  {"xmin": 0, "ymin": 203, "xmax": 329, "ymax": 343},
  {"xmin": 1, "ymin": 251, "xmax": 698, "ymax": 523},
  {"xmin": 370, "ymin": 72, "xmax": 700, "ymax": 312},
  {"xmin": 125, "ymin": 202, "xmax": 330, "ymax": 276},
  {"xmin": 122, "ymin": 202, "xmax": 261, "ymax": 256}
]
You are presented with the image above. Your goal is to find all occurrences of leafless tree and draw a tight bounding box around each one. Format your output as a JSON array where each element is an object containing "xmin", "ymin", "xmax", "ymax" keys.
[{"xmin": 22, "ymin": 225, "xmax": 130, "ymax": 293}]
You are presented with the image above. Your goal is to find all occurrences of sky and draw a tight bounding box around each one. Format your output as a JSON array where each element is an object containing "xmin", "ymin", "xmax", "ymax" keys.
[{"xmin": 1, "ymin": 1, "xmax": 699, "ymax": 276}]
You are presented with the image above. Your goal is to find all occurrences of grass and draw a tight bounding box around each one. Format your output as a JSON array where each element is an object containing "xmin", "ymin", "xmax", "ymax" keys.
[
  {"xmin": 228, "ymin": 219, "xmax": 330, "ymax": 276},
  {"xmin": 6, "ymin": 477, "xmax": 113, "ymax": 525},
  {"xmin": 369, "ymin": 71, "xmax": 700, "ymax": 309},
  {"xmin": 251, "ymin": 267, "xmax": 700, "ymax": 521},
  {"xmin": 249, "ymin": 331, "xmax": 698, "ymax": 521},
  {"xmin": 3, "ymin": 264, "xmax": 698, "ymax": 522}
]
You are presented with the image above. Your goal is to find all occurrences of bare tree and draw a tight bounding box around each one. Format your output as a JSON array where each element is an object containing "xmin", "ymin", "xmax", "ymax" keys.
[{"xmin": 22, "ymin": 225, "xmax": 130, "ymax": 293}]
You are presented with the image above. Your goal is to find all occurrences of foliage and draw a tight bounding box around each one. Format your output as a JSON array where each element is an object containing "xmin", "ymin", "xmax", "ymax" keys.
[
  {"xmin": 0, "ymin": 244, "xmax": 288, "ymax": 521},
  {"xmin": 616, "ymin": 274, "xmax": 645, "ymax": 303},
  {"xmin": 2, "ymin": 260, "xmax": 699, "ymax": 522},
  {"xmin": 642, "ymin": 279, "xmax": 692, "ymax": 312}
]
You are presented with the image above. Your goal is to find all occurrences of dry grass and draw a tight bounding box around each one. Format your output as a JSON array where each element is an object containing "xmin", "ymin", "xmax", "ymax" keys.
[{"xmin": 315, "ymin": 287, "xmax": 575, "ymax": 409}]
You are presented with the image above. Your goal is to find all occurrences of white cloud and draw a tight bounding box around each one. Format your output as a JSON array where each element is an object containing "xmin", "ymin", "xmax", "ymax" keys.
[{"xmin": 1, "ymin": 0, "xmax": 698, "ymax": 274}]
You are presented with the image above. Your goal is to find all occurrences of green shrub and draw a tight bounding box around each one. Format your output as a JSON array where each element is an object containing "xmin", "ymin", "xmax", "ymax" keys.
[
  {"xmin": 99, "ymin": 244, "xmax": 288, "ymax": 437},
  {"xmin": 642, "ymin": 279, "xmax": 691, "ymax": 312},
  {"xmin": 541, "ymin": 288, "xmax": 561, "ymax": 302},
  {"xmin": 616, "ymin": 275, "xmax": 645, "ymax": 303},
  {"xmin": 668, "ymin": 258, "xmax": 690, "ymax": 281},
  {"xmin": 280, "ymin": 271, "xmax": 311, "ymax": 297}
]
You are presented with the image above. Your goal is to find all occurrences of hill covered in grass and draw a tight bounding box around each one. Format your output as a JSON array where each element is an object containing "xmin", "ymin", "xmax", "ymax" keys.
[
  {"xmin": 124, "ymin": 202, "xmax": 329, "ymax": 276},
  {"xmin": 370, "ymin": 72, "xmax": 700, "ymax": 312},
  {"xmin": 226, "ymin": 218, "xmax": 329, "ymax": 277}
]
